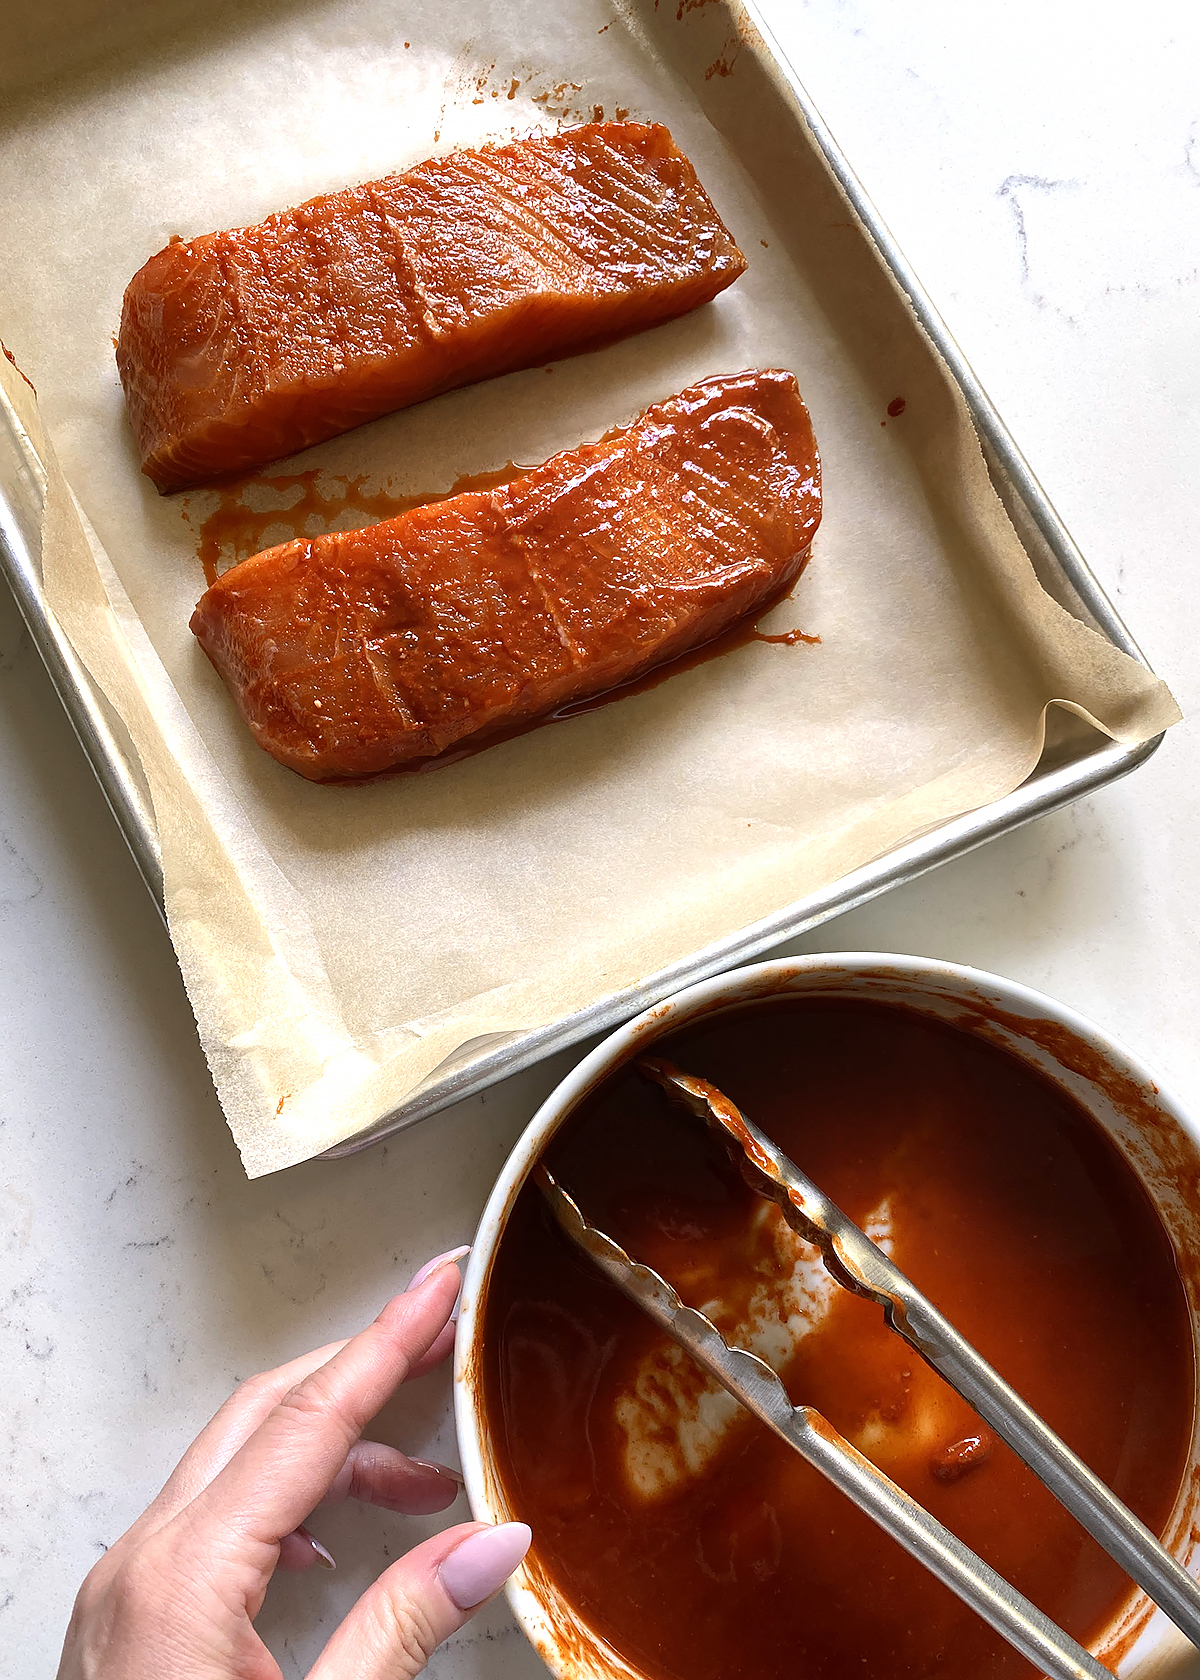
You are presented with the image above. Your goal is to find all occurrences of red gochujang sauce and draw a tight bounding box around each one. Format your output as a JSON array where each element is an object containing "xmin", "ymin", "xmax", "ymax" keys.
[{"xmin": 482, "ymin": 999, "xmax": 1194, "ymax": 1680}]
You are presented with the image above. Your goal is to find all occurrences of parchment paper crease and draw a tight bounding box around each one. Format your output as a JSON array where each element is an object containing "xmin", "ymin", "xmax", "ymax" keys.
[{"xmin": 0, "ymin": 0, "xmax": 1178, "ymax": 1174}]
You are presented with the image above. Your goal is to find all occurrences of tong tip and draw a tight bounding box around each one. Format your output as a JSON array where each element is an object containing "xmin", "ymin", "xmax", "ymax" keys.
[{"xmin": 636, "ymin": 1055, "xmax": 777, "ymax": 1175}]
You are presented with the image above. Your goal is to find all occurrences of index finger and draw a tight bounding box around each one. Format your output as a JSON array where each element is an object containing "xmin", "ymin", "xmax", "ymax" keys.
[
  {"xmin": 122, "ymin": 1336, "xmax": 351, "ymax": 1547},
  {"xmin": 185, "ymin": 1260, "xmax": 463, "ymax": 1548}
]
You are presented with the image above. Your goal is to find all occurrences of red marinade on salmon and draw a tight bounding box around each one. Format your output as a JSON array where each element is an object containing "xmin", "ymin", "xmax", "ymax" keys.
[
  {"xmin": 117, "ymin": 122, "xmax": 747, "ymax": 493},
  {"xmin": 189, "ymin": 369, "xmax": 822, "ymax": 782}
]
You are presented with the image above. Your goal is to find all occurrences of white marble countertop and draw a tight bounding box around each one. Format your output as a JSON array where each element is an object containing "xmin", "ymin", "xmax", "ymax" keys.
[{"xmin": 4, "ymin": 2, "xmax": 1199, "ymax": 1672}]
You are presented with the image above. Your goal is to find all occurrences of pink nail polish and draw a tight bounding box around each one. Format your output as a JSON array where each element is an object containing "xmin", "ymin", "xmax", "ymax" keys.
[
  {"xmin": 411, "ymin": 1457, "xmax": 466, "ymax": 1486},
  {"xmin": 407, "ymin": 1244, "xmax": 471, "ymax": 1291},
  {"xmin": 296, "ymin": 1524, "xmax": 336, "ymax": 1570},
  {"xmin": 439, "ymin": 1523, "xmax": 531, "ymax": 1610}
]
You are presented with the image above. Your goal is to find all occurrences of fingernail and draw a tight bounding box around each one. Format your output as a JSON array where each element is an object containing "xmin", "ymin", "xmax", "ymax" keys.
[
  {"xmin": 439, "ymin": 1522, "xmax": 531, "ymax": 1610},
  {"xmin": 412, "ymin": 1457, "xmax": 465, "ymax": 1487},
  {"xmin": 297, "ymin": 1524, "xmax": 336, "ymax": 1570},
  {"xmin": 407, "ymin": 1244, "xmax": 471, "ymax": 1292}
]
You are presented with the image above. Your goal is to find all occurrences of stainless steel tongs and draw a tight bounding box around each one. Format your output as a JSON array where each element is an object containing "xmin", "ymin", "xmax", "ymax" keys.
[{"xmin": 535, "ymin": 1056, "xmax": 1200, "ymax": 1680}]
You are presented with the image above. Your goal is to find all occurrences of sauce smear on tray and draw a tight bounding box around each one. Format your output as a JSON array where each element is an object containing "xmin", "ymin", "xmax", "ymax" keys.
[
  {"xmin": 483, "ymin": 999, "xmax": 1194, "ymax": 1680},
  {"xmin": 186, "ymin": 463, "xmax": 528, "ymax": 585}
]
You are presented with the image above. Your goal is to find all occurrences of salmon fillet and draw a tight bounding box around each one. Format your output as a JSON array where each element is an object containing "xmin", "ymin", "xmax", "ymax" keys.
[
  {"xmin": 117, "ymin": 122, "xmax": 747, "ymax": 493},
  {"xmin": 190, "ymin": 370, "xmax": 821, "ymax": 782}
]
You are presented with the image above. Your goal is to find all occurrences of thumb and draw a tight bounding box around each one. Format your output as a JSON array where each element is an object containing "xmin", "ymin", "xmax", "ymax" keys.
[{"xmin": 308, "ymin": 1521, "xmax": 531, "ymax": 1680}]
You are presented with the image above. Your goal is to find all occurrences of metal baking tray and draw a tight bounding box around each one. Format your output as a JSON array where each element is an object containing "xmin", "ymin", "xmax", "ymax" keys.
[{"xmin": 0, "ymin": 0, "xmax": 1163, "ymax": 1159}]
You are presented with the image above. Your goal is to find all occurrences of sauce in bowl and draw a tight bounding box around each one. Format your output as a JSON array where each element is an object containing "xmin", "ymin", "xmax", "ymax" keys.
[{"xmin": 483, "ymin": 999, "xmax": 1194, "ymax": 1679}]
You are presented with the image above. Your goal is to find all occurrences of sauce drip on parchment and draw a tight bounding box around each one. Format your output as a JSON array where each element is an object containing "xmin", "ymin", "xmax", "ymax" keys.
[
  {"xmin": 184, "ymin": 464, "xmax": 525, "ymax": 586},
  {"xmin": 483, "ymin": 999, "xmax": 1194, "ymax": 1680}
]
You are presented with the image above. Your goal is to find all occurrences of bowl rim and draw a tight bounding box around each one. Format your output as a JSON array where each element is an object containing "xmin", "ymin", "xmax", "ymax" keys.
[{"xmin": 453, "ymin": 949, "xmax": 1199, "ymax": 1677}]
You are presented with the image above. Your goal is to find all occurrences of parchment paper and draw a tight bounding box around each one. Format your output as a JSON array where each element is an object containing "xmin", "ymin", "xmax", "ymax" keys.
[{"xmin": 0, "ymin": 0, "xmax": 1178, "ymax": 1175}]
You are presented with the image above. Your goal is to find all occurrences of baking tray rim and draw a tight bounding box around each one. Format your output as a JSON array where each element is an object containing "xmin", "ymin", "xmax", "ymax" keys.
[{"xmin": 0, "ymin": 0, "xmax": 1167, "ymax": 1162}]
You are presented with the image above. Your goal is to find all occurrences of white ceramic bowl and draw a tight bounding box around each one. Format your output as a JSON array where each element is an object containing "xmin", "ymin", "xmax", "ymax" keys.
[{"xmin": 454, "ymin": 954, "xmax": 1200, "ymax": 1679}]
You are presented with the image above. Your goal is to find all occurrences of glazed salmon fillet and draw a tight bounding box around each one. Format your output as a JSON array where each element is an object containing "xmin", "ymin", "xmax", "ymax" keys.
[
  {"xmin": 117, "ymin": 123, "xmax": 747, "ymax": 493},
  {"xmin": 190, "ymin": 370, "xmax": 821, "ymax": 782}
]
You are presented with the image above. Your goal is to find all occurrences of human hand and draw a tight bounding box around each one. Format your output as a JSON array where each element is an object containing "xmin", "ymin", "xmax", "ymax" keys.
[{"xmin": 57, "ymin": 1249, "xmax": 530, "ymax": 1679}]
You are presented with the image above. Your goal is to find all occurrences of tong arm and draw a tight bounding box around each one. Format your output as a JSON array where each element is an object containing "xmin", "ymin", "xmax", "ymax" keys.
[
  {"xmin": 536, "ymin": 1163, "xmax": 1109, "ymax": 1680},
  {"xmin": 640, "ymin": 1058, "xmax": 1200, "ymax": 1649}
]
